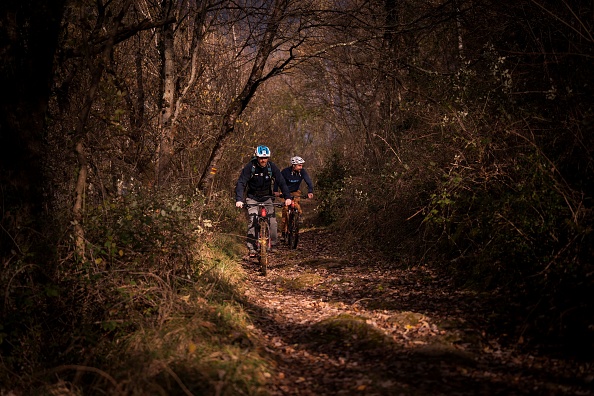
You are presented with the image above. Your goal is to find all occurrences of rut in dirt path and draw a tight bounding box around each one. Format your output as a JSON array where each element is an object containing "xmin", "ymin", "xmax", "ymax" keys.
[{"xmin": 239, "ymin": 205, "xmax": 593, "ymax": 395}]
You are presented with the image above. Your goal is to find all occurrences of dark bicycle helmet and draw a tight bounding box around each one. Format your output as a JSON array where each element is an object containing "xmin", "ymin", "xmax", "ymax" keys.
[{"xmin": 255, "ymin": 145, "xmax": 271, "ymax": 158}]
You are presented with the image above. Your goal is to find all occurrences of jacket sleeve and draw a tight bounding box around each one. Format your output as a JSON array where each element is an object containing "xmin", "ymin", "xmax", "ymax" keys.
[
  {"xmin": 235, "ymin": 163, "xmax": 251, "ymax": 202},
  {"xmin": 272, "ymin": 164, "xmax": 291, "ymax": 198},
  {"xmin": 273, "ymin": 167, "xmax": 287, "ymax": 193},
  {"xmin": 272, "ymin": 170, "xmax": 279, "ymax": 193},
  {"xmin": 301, "ymin": 168, "xmax": 314, "ymax": 193}
]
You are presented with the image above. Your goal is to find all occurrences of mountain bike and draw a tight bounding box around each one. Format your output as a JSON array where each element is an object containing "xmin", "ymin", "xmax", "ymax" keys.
[
  {"xmin": 244, "ymin": 198, "xmax": 284, "ymax": 275},
  {"xmin": 285, "ymin": 199, "xmax": 300, "ymax": 249},
  {"xmin": 284, "ymin": 196, "xmax": 307, "ymax": 249}
]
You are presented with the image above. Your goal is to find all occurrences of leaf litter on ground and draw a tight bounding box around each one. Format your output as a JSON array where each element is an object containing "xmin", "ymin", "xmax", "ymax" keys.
[{"xmin": 240, "ymin": 219, "xmax": 592, "ymax": 395}]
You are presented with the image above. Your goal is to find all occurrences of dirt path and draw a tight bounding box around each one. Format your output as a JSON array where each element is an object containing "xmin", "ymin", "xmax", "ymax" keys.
[{"xmin": 241, "ymin": 204, "xmax": 592, "ymax": 395}]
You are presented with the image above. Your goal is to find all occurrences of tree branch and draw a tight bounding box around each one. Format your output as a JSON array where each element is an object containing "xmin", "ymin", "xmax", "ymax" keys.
[{"xmin": 64, "ymin": 17, "xmax": 176, "ymax": 58}]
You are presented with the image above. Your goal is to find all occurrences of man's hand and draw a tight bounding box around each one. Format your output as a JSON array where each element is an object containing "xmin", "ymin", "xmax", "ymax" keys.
[
  {"xmin": 235, "ymin": 201, "xmax": 244, "ymax": 208},
  {"xmin": 308, "ymin": 193, "xmax": 313, "ymax": 199},
  {"xmin": 284, "ymin": 198, "xmax": 292, "ymax": 206}
]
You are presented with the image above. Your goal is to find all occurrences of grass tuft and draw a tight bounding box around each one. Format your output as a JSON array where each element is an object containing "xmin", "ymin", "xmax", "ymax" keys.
[
  {"xmin": 305, "ymin": 314, "xmax": 392, "ymax": 351},
  {"xmin": 271, "ymin": 272, "xmax": 323, "ymax": 290}
]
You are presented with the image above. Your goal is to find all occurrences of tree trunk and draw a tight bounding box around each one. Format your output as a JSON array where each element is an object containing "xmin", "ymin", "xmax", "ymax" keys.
[
  {"xmin": 72, "ymin": 0, "xmax": 133, "ymax": 259},
  {"xmin": 156, "ymin": 9, "xmax": 176, "ymax": 188},
  {"xmin": 155, "ymin": 0, "xmax": 208, "ymax": 188},
  {"xmin": 0, "ymin": 0, "xmax": 66, "ymax": 265}
]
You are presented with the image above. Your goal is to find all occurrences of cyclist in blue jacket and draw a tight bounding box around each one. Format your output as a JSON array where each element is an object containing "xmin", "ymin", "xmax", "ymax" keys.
[
  {"xmin": 274, "ymin": 156, "xmax": 314, "ymax": 240},
  {"xmin": 235, "ymin": 145, "xmax": 292, "ymax": 256}
]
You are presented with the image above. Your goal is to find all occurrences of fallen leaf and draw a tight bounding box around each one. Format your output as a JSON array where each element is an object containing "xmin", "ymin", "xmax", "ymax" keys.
[{"xmin": 188, "ymin": 342, "xmax": 196, "ymax": 354}]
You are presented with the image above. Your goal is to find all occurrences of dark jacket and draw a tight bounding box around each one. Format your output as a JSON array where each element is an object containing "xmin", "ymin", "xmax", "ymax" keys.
[
  {"xmin": 274, "ymin": 166, "xmax": 314, "ymax": 196},
  {"xmin": 235, "ymin": 159, "xmax": 291, "ymax": 202}
]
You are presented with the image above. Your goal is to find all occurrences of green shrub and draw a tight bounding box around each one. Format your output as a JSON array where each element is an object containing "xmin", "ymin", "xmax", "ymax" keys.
[{"xmin": 316, "ymin": 152, "xmax": 347, "ymax": 225}]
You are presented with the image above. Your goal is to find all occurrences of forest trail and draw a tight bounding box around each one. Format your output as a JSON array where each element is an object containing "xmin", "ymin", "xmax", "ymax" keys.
[{"xmin": 240, "ymin": 201, "xmax": 592, "ymax": 395}]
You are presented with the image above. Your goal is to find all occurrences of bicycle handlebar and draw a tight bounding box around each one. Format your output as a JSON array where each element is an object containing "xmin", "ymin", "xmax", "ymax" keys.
[
  {"xmin": 276, "ymin": 193, "xmax": 309, "ymax": 199},
  {"xmin": 240, "ymin": 196, "xmax": 286, "ymax": 208},
  {"xmin": 243, "ymin": 202, "xmax": 285, "ymax": 209}
]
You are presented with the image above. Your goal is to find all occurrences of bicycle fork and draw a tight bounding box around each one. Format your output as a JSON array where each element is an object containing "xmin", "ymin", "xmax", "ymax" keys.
[{"xmin": 257, "ymin": 206, "xmax": 270, "ymax": 250}]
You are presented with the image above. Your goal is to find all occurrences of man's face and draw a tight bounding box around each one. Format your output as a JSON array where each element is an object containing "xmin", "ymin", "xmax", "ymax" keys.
[
  {"xmin": 258, "ymin": 157, "xmax": 269, "ymax": 166},
  {"xmin": 293, "ymin": 164, "xmax": 303, "ymax": 171}
]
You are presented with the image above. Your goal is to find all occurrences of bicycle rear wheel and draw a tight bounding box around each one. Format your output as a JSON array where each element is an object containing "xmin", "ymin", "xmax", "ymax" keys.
[{"xmin": 258, "ymin": 220, "xmax": 269, "ymax": 275}]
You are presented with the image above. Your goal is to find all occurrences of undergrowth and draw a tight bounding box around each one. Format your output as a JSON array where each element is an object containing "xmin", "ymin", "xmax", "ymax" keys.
[
  {"xmin": 0, "ymin": 189, "xmax": 272, "ymax": 395},
  {"xmin": 313, "ymin": 44, "xmax": 594, "ymax": 357}
]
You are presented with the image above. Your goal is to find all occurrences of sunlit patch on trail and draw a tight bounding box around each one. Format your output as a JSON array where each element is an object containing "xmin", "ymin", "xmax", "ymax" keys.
[
  {"xmin": 299, "ymin": 257, "xmax": 349, "ymax": 268},
  {"xmin": 303, "ymin": 314, "xmax": 394, "ymax": 352},
  {"xmin": 269, "ymin": 272, "xmax": 323, "ymax": 291}
]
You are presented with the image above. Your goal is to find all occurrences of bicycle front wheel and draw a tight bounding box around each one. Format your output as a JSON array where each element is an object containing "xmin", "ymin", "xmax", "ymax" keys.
[
  {"xmin": 287, "ymin": 211, "xmax": 300, "ymax": 249},
  {"xmin": 258, "ymin": 220, "xmax": 269, "ymax": 275}
]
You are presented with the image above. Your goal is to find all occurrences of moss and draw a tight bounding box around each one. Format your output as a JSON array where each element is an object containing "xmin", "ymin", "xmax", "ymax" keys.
[
  {"xmin": 306, "ymin": 314, "xmax": 392, "ymax": 351},
  {"xmin": 272, "ymin": 272, "xmax": 323, "ymax": 291},
  {"xmin": 386, "ymin": 311, "xmax": 425, "ymax": 327}
]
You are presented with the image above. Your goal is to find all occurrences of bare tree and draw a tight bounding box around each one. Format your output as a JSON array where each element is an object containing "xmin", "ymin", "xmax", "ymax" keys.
[
  {"xmin": 55, "ymin": 0, "xmax": 176, "ymax": 257},
  {"xmin": 197, "ymin": 0, "xmax": 297, "ymax": 192},
  {"xmin": 72, "ymin": 0, "xmax": 134, "ymax": 258},
  {"xmin": 154, "ymin": 0, "xmax": 213, "ymax": 187}
]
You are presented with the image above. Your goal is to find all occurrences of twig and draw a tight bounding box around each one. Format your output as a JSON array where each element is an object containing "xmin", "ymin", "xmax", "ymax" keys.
[
  {"xmin": 0, "ymin": 223, "xmax": 23, "ymax": 255},
  {"xmin": 160, "ymin": 363, "xmax": 194, "ymax": 396},
  {"xmin": 352, "ymin": 297, "xmax": 373, "ymax": 306},
  {"xmin": 529, "ymin": 0, "xmax": 594, "ymax": 43},
  {"xmin": 406, "ymin": 207, "xmax": 425, "ymax": 221},
  {"xmin": 36, "ymin": 365, "xmax": 118, "ymax": 388},
  {"xmin": 372, "ymin": 133, "xmax": 402, "ymax": 164},
  {"xmin": 495, "ymin": 213, "xmax": 533, "ymax": 242},
  {"xmin": 531, "ymin": 233, "xmax": 580, "ymax": 277},
  {"xmin": 4, "ymin": 264, "xmax": 40, "ymax": 310}
]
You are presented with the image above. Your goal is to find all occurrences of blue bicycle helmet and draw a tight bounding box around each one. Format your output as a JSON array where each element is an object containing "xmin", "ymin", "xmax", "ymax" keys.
[{"xmin": 254, "ymin": 145, "xmax": 271, "ymax": 158}]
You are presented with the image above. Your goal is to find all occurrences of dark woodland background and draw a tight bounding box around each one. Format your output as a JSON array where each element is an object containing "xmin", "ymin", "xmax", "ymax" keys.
[{"xmin": 1, "ymin": 0, "xmax": 592, "ymax": 393}]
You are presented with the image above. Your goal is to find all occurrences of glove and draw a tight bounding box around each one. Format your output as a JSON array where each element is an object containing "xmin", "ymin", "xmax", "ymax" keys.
[
  {"xmin": 235, "ymin": 201, "xmax": 244, "ymax": 208},
  {"xmin": 284, "ymin": 198, "xmax": 292, "ymax": 207}
]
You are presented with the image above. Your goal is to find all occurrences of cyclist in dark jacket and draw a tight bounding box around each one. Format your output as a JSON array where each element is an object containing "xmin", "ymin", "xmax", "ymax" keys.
[
  {"xmin": 235, "ymin": 145, "xmax": 292, "ymax": 256},
  {"xmin": 274, "ymin": 156, "xmax": 314, "ymax": 239}
]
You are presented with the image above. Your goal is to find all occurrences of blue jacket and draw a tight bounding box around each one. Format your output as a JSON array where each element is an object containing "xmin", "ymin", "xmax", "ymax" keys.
[
  {"xmin": 235, "ymin": 160, "xmax": 291, "ymax": 202},
  {"xmin": 274, "ymin": 166, "xmax": 314, "ymax": 196}
]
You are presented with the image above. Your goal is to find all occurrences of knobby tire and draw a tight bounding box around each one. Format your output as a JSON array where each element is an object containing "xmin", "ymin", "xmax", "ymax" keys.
[
  {"xmin": 287, "ymin": 210, "xmax": 300, "ymax": 249},
  {"xmin": 259, "ymin": 220, "xmax": 269, "ymax": 275}
]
